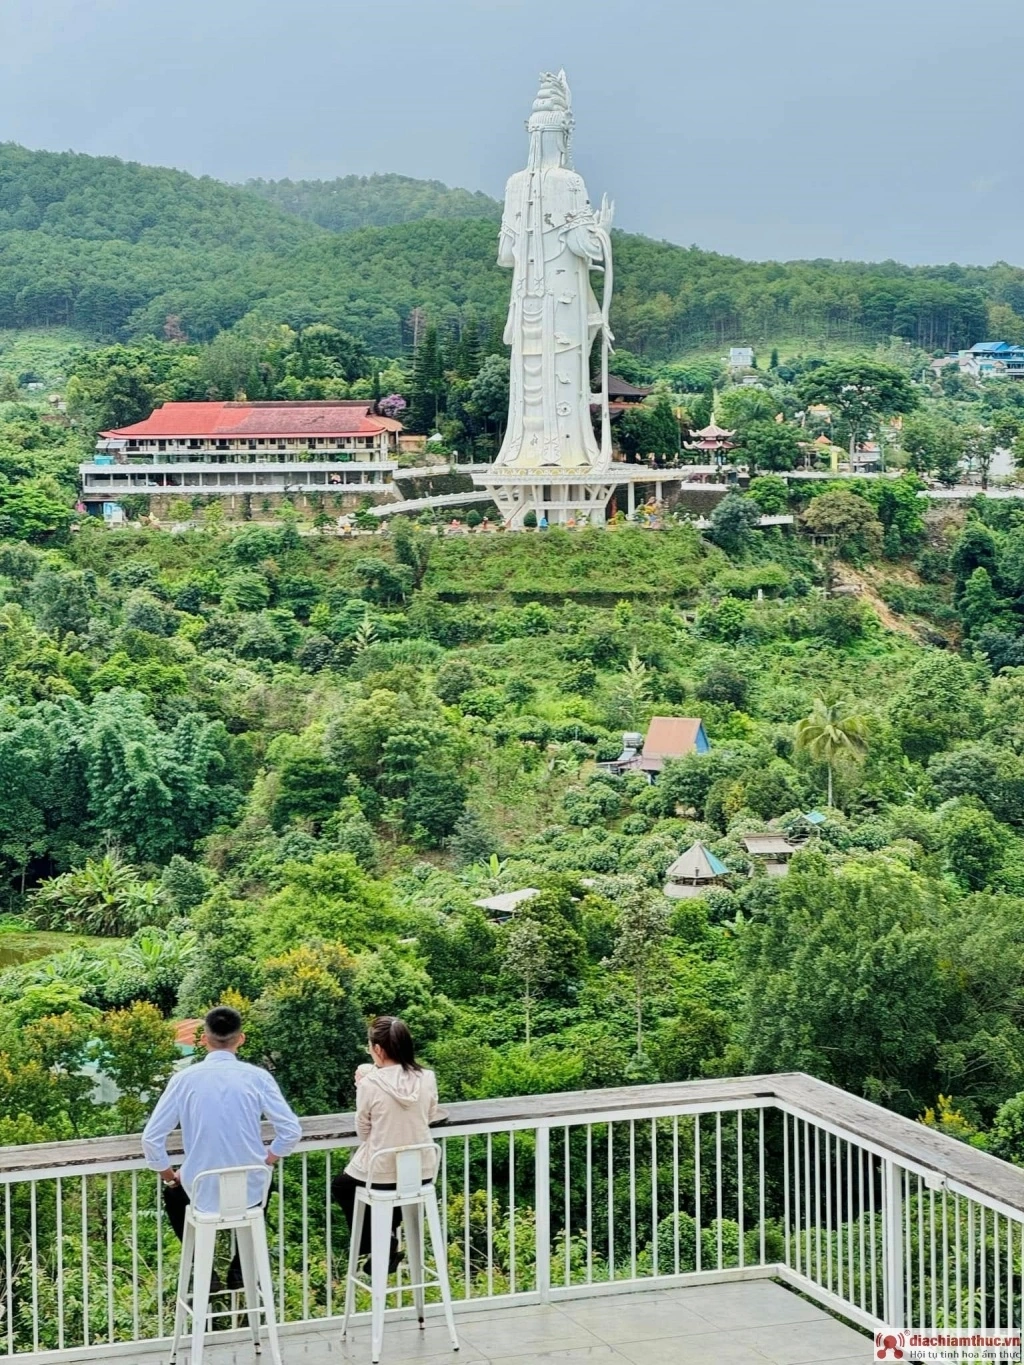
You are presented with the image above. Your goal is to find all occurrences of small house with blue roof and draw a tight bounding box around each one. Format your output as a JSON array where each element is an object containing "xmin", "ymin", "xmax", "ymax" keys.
[{"xmin": 968, "ymin": 342, "xmax": 1024, "ymax": 379}]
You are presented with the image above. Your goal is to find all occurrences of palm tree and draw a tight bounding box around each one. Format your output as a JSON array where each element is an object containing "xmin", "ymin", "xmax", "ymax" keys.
[{"xmin": 794, "ymin": 695, "xmax": 870, "ymax": 808}]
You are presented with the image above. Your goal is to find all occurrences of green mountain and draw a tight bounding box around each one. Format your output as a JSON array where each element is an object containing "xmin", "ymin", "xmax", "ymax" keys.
[
  {"xmin": 0, "ymin": 143, "xmax": 320, "ymax": 251},
  {"xmin": 242, "ymin": 172, "xmax": 500, "ymax": 233},
  {"xmin": 2, "ymin": 142, "xmax": 1024, "ymax": 358}
]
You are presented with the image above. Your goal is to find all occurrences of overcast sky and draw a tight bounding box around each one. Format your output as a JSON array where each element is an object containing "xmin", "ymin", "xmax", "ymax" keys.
[{"xmin": 1, "ymin": 0, "xmax": 1020, "ymax": 266}]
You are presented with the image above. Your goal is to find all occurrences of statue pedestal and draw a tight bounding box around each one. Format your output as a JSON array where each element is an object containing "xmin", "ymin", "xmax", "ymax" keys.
[{"xmin": 474, "ymin": 465, "xmax": 617, "ymax": 529}]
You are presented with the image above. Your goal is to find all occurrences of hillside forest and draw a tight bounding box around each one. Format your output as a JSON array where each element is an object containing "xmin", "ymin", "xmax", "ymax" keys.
[
  {"xmin": 3, "ymin": 145, "xmax": 1024, "ymax": 1181},
  {"xmin": 5, "ymin": 142, "xmax": 1024, "ymax": 358},
  {"xmin": 3, "ymin": 138, "xmax": 1024, "ymax": 1349}
]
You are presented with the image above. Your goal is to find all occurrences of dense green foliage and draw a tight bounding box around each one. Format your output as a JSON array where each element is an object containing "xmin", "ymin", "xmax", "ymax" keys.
[
  {"xmin": 6, "ymin": 138, "xmax": 1024, "ymax": 1174},
  {"xmin": 7, "ymin": 140, "xmax": 1024, "ymax": 1357},
  {"xmin": 0, "ymin": 488, "xmax": 1019, "ymax": 1137},
  {"xmin": 0, "ymin": 465, "xmax": 1021, "ymax": 1349},
  {"xmin": 5, "ymin": 144, "xmax": 1024, "ymax": 360},
  {"xmin": 243, "ymin": 172, "xmax": 501, "ymax": 233}
]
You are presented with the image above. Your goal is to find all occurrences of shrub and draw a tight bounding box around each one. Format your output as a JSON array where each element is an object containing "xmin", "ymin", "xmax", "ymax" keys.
[
  {"xmin": 696, "ymin": 665, "xmax": 749, "ymax": 710},
  {"xmin": 700, "ymin": 597, "xmax": 747, "ymax": 642},
  {"xmin": 810, "ymin": 597, "xmax": 869, "ymax": 645},
  {"xmin": 714, "ymin": 564, "xmax": 790, "ymax": 599},
  {"xmin": 30, "ymin": 854, "xmax": 168, "ymax": 937}
]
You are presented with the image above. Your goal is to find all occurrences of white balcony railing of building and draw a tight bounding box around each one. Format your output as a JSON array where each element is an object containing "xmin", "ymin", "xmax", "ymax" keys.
[
  {"xmin": 97, "ymin": 445, "xmax": 390, "ymax": 460},
  {"xmin": 2, "ymin": 1073, "xmax": 1024, "ymax": 1362}
]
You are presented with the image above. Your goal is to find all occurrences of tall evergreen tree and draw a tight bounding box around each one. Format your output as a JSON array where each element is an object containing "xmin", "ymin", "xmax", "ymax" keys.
[
  {"xmin": 407, "ymin": 325, "xmax": 445, "ymax": 433},
  {"xmin": 647, "ymin": 394, "xmax": 681, "ymax": 458},
  {"xmin": 455, "ymin": 310, "xmax": 483, "ymax": 379}
]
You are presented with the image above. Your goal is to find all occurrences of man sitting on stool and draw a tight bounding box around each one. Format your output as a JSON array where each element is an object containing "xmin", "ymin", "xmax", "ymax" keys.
[{"xmin": 142, "ymin": 1004, "xmax": 301, "ymax": 1290}]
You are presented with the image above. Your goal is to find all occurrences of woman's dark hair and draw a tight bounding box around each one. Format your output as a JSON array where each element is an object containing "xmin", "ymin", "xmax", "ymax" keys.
[{"xmin": 369, "ymin": 1016, "xmax": 421, "ymax": 1072}]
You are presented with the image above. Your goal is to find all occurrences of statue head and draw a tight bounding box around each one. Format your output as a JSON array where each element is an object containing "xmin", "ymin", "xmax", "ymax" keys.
[{"xmin": 527, "ymin": 70, "xmax": 572, "ymax": 167}]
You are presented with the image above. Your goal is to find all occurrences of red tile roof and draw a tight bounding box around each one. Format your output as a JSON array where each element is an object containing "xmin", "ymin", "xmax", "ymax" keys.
[
  {"xmin": 172, "ymin": 1018, "xmax": 202, "ymax": 1049},
  {"xmin": 103, "ymin": 401, "xmax": 402, "ymax": 440}
]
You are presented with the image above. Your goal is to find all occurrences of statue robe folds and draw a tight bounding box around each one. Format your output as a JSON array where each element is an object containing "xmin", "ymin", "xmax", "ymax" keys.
[{"xmin": 495, "ymin": 165, "xmax": 612, "ymax": 472}]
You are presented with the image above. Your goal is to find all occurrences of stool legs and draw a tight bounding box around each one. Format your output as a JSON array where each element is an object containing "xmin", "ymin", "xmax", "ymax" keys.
[
  {"xmin": 189, "ymin": 1224, "xmax": 216, "ymax": 1365},
  {"xmin": 250, "ymin": 1218, "xmax": 283, "ymax": 1365},
  {"xmin": 370, "ymin": 1202, "xmax": 393, "ymax": 1364},
  {"xmin": 343, "ymin": 1189, "xmax": 459, "ymax": 1361},
  {"xmin": 424, "ymin": 1188, "xmax": 458, "ymax": 1352},
  {"xmin": 341, "ymin": 1197, "xmax": 365, "ymax": 1340},
  {"xmin": 401, "ymin": 1205, "xmax": 425, "ymax": 1326},
  {"xmin": 169, "ymin": 1217, "xmax": 279, "ymax": 1365},
  {"xmin": 236, "ymin": 1225, "xmax": 262, "ymax": 1355},
  {"xmin": 168, "ymin": 1219, "xmax": 193, "ymax": 1364}
]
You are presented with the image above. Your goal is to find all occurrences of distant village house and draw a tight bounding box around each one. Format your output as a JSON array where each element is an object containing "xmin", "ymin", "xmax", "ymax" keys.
[
  {"xmin": 602, "ymin": 716, "xmax": 709, "ymax": 781},
  {"xmin": 929, "ymin": 341, "xmax": 1024, "ymax": 382},
  {"xmin": 742, "ymin": 834, "xmax": 799, "ymax": 877}
]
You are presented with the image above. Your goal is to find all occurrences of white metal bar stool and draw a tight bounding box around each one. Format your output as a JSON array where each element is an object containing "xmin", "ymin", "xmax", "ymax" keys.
[
  {"xmin": 169, "ymin": 1164, "xmax": 281, "ymax": 1365},
  {"xmin": 341, "ymin": 1143, "xmax": 458, "ymax": 1364}
]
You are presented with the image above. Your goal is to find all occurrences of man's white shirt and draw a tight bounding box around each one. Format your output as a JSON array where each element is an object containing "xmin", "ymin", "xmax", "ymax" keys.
[{"xmin": 142, "ymin": 1051, "xmax": 301, "ymax": 1213}]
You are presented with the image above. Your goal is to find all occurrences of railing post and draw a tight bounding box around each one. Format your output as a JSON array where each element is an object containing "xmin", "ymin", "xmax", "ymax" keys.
[
  {"xmin": 535, "ymin": 1126, "xmax": 551, "ymax": 1303},
  {"xmin": 882, "ymin": 1158, "xmax": 904, "ymax": 1328}
]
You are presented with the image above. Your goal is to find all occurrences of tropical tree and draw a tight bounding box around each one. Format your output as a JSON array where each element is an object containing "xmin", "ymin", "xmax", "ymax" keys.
[
  {"xmin": 794, "ymin": 695, "xmax": 870, "ymax": 808},
  {"xmin": 738, "ymin": 420, "xmax": 800, "ymax": 473},
  {"xmin": 407, "ymin": 325, "xmax": 445, "ymax": 433},
  {"xmin": 95, "ymin": 1001, "xmax": 178, "ymax": 1130},
  {"xmin": 499, "ymin": 917, "xmax": 554, "ymax": 1048},
  {"xmin": 706, "ymin": 493, "xmax": 760, "ymax": 552},
  {"xmin": 610, "ymin": 647, "xmax": 650, "ymax": 729},
  {"xmin": 796, "ymin": 360, "xmax": 918, "ymax": 456},
  {"xmin": 608, "ymin": 890, "xmax": 670, "ymax": 1054},
  {"xmin": 245, "ymin": 942, "xmax": 367, "ymax": 1114},
  {"xmin": 801, "ymin": 490, "xmax": 883, "ymax": 562},
  {"xmin": 961, "ymin": 423, "xmax": 998, "ymax": 490}
]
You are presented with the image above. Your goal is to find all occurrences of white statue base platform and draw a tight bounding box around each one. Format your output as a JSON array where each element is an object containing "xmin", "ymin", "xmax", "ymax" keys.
[{"xmin": 475, "ymin": 467, "xmax": 617, "ymax": 529}]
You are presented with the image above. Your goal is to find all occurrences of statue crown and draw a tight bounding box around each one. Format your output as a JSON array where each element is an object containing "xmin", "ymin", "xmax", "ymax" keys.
[{"xmin": 528, "ymin": 70, "xmax": 572, "ymax": 132}]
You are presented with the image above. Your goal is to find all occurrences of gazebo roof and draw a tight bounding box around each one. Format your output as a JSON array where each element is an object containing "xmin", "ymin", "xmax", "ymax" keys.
[
  {"xmin": 665, "ymin": 840, "xmax": 729, "ymax": 882},
  {"xmin": 685, "ymin": 437, "xmax": 735, "ymax": 452},
  {"xmin": 693, "ymin": 419, "xmax": 735, "ymax": 440}
]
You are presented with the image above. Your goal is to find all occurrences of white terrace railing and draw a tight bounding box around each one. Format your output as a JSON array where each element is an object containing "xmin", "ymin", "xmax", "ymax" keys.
[{"xmin": 3, "ymin": 1073, "xmax": 1024, "ymax": 1361}]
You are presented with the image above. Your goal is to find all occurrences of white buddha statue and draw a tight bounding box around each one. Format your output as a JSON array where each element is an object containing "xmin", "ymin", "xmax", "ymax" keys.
[{"xmin": 494, "ymin": 71, "xmax": 614, "ymax": 474}]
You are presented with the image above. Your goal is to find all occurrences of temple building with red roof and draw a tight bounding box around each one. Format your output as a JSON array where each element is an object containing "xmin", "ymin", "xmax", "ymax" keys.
[
  {"xmin": 81, "ymin": 400, "xmax": 402, "ymax": 511},
  {"xmin": 684, "ymin": 418, "xmax": 736, "ymax": 461}
]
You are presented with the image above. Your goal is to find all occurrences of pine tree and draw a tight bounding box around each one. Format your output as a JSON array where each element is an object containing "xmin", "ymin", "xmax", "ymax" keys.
[
  {"xmin": 647, "ymin": 394, "xmax": 681, "ymax": 458},
  {"xmin": 407, "ymin": 325, "xmax": 445, "ymax": 433},
  {"xmin": 455, "ymin": 310, "xmax": 482, "ymax": 378},
  {"xmin": 440, "ymin": 317, "xmax": 461, "ymax": 379}
]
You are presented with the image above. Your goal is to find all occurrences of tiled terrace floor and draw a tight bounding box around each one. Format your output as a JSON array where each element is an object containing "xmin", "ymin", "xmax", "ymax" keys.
[{"xmin": 62, "ymin": 1279, "xmax": 870, "ymax": 1365}]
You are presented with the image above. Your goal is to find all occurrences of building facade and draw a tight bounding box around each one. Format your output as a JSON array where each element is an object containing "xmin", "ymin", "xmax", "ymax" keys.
[
  {"xmin": 81, "ymin": 400, "xmax": 402, "ymax": 511},
  {"xmin": 930, "ymin": 341, "xmax": 1024, "ymax": 381}
]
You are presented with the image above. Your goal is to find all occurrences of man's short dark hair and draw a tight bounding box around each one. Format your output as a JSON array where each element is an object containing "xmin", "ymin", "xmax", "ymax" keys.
[{"xmin": 204, "ymin": 1005, "xmax": 242, "ymax": 1043}]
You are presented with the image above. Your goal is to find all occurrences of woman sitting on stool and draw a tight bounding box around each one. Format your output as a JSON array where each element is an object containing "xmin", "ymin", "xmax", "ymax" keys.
[{"xmin": 332, "ymin": 1016, "xmax": 445, "ymax": 1272}]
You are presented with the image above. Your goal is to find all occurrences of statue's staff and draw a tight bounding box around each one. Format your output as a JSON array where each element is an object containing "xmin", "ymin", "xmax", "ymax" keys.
[{"xmin": 594, "ymin": 201, "xmax": 615, "ymax": 463}]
